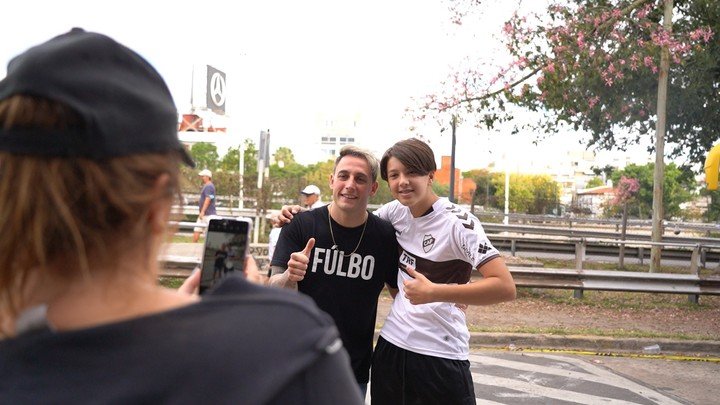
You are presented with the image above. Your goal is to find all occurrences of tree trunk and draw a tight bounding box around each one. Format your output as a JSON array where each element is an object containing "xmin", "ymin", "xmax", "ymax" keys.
[{"xmin": 650, "ymin": 0, "xmax": 673, "ymax": 273}]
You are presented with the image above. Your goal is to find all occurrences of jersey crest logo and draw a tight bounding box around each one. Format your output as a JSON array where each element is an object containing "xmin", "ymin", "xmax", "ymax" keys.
[{"xmin": 422, "ymin": 234, "xmax": 436, "ymax": 253}]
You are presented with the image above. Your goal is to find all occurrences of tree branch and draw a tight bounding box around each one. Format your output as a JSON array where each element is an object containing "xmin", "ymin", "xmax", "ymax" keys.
[{"xmin": 437, "ymin": 0, "xmax": 655, "ymax": 113}]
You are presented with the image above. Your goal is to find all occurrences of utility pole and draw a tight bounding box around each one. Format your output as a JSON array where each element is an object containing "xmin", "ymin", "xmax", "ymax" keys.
[
  {"xmin": 238, "ymin": 139, "xmax": 244, "ymax": 210},
  {"xmin": 651, "ymin": 0, "xmax": 673, "ymax": 272},
  {"xmin": 449, "ymin": 115, "xmax": 457, "ymax": 203}
]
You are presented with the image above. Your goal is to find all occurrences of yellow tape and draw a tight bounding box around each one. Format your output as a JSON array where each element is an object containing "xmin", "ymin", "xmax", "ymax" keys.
[{"xmin": 476, "ymin": 346, "xmax": 720, "ymax": 363}]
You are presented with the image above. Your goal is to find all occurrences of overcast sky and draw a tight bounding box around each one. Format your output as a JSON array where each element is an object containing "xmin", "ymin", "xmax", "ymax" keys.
[{"xmin": 2, "ymin": 0, "xmax": 657, "ymax": 170}]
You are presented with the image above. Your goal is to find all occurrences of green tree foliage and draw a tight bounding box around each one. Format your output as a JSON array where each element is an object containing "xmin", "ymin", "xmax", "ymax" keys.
[
  {"xmin": 190, "ymin": 142, "xmax": 219, "ymax": 171},
  {"xmin": 303, "ymin": 160, "xmax": 336, "ymax": 202},
  {"xmin": 219, "ymin": 147, "xmax": 239, "ymax": 173},
  {"xmin": 492, "ymin": 173, "xmax": 560, "ymax": 214},
  {"xmin": 701, "ymin": 189, "xmax": 720, "ymax": 222},
  {"xmin": 531, "ymin": 175, "xmax": 562, "ymax": 214},
  {"xmin": 241, "ymin": 140, "xmax": 259, "ymax": 202},
  {"xmin": 586, "ymin": 176, "xmax": 605, "ymax": 188},
  {"xmin": 370, "ymin": 181, "xmax": 395, "ymax": 205},
  {"xmin": 269, "ymin": 154, "xmax": 309, "ymax": 208},
  {"xmin": 610, "ymin": 162, "xmax": 695, "ymax": 218},
  {"xmin": 464, "ymin": 169, "xmax": 497, "ymax": 207},
  {"xmin": 212, "ymin": 171, "xmax": 239, "ymax": 205},
  {"xmin": 273, "ymin": 147, "xmax": 297, "ymax": 166},
  {"xmin": 591, "ymin": 164, "xmax": 616, "ymax": 180}
]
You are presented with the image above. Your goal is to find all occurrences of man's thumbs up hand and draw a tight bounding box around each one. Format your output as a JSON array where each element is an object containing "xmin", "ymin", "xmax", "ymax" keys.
[{"xmin": 286, "ymin": 238, "xmax": 315, "ymax": 282}]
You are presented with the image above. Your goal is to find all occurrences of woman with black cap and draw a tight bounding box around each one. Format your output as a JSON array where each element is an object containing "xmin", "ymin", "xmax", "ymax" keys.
[{"xmin": 0, "ymin": 29, "xmax": 361, "ymax": 404}]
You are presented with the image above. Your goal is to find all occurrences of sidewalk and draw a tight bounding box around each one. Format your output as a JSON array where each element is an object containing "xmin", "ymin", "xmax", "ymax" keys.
[{"xmin": 162, "ymin": 243, "xmax": 720, "ymax": 358}]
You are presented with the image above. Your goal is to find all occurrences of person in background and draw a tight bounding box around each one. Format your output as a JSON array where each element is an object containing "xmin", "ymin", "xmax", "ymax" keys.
[
  {"xmin": 370, "ymin": 138, "xmax": 516, "ymax": 404},
  {"xmin": 213, "ymin": 244, "xmax": 229, "ymax": 282},
  {"xmin": 300, "ymin": 184, "xmax": 324, "ymax": 209},
  {"xmin": 266, "ymin": 213, "xmax": 283, "ymax": 275},
  {"xmin": 0, "ymin": 28, "xmax": 362, "ymax": 404},
  {"xmin": 193, "ymin": 168, "xmax": 217, "ymax": 242},
  {"xmin": 269, "ymin": 145, "xmax": 399, "ymax": 399}
]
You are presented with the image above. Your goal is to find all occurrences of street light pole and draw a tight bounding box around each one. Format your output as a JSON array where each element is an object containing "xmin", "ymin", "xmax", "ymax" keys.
[
  {"xmin": 504, "ymin": 164, "xmax": 510, "ymax": 225},
  {"xmin": 449, "ymin": 115, "xmax": 457, "ymax": 203},
  {"xmin": 238, "ymin": 139, "xmax": 244, "ymax": 210}
]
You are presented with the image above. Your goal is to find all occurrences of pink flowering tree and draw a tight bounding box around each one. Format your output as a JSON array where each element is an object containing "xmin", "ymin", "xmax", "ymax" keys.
[
  {"xmin": 612, "ymin": 176, "xmax": 640, "ymax": 268},
  {"xmin": 416, "ymin": 0, "xmax": 716, "ymax": 272},
  {"xmin": 613, "ymin": 176, "xmax": 641, "ymax": 206},
  {"xmin": 415, "ymin": 0, "xmax": 716, "ymax": 163}
]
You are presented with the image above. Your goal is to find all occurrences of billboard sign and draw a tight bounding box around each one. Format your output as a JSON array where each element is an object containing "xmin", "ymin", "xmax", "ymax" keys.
[{"xmin": 206, "ymin": 65, "xmax": 226, "ymax": 114}]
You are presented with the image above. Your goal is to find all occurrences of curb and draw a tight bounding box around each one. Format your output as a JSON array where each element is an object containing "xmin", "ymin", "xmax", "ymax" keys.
[{"xmin": 468, "ymin": 332, "xmax": 720, "ymax": 357}]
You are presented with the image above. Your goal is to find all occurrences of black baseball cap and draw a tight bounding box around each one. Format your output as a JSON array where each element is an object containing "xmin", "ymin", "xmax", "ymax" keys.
[{"xmin": 0, "ymin": 28, "xmax": 194, "ymax": 167}]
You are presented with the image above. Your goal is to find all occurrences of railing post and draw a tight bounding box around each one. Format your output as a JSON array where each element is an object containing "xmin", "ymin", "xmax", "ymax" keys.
[
  {"xmin": 575, "ymin": 239, "xmax": 585, "ymax": 270},
  {"xmin": 511, "ymin": 239, "xmax": 517, "ymax": 257},
  {"xmin": 573, "ymin": 238, "xmax": 585, "ymax": 299},
  {"xmin": 690, "ymin": 245, "xmax": 700, "ymax": 275},
  {"xmin": 689, "ymin": 244, "xmax": 701, "ymax": 304},
  {"xmin": 638, "ymin": 246, "xmax": 644, "ymax": 265}
]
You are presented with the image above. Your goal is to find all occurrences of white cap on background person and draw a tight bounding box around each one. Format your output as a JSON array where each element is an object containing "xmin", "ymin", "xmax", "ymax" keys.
[
  {"xmin": 301, "ymin": 184, "xmax": 320, "ymax": 195},
  {"xmin": 199, "ymin": 169, "xmax": 212, "ymax": 178}
]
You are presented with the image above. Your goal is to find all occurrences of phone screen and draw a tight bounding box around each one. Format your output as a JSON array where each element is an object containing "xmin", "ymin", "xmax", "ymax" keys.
[{"xmin": 199, "ymin": 218, "xmax": 251, "ymax": 294}]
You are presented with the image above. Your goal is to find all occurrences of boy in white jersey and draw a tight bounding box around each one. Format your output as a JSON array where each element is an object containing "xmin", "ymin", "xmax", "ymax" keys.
[{"xmin": 370, "ymin": 138, "xmax": 516, "ymax": 404}]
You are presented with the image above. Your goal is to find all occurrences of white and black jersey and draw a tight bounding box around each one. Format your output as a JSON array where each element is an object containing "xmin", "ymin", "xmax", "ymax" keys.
[{"xmin": 375, "ymin": 198, "xmax": 500, "ymax": 360}]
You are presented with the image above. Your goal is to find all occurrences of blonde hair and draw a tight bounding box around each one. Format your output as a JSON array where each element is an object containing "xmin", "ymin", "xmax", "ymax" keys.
[
  {"xmin": 334, "ymin": 145, "xmax": 380, "ymax": 182},
  {"xmin": 0, "ymin": 95, "xmax": 183, "ymax": 333}
]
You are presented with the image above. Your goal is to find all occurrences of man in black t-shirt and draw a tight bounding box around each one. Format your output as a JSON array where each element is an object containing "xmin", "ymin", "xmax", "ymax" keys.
[{"xmin": 270, "ymin": 146, "xmax": 399, "ymax": 396}]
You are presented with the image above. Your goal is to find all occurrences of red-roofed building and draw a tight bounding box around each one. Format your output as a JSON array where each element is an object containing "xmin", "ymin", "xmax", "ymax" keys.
[{"xmin": 575, "ymin": 185, "xmax": 615, "ymax": 215}]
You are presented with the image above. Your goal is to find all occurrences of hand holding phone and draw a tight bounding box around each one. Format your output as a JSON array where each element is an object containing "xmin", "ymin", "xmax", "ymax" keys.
[{"xmin": 199, "ymin": 218, "xmax": 252, "ymax": 294}]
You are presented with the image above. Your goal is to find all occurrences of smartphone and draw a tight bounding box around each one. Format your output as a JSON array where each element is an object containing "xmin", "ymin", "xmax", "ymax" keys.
[{"xmin": 199, "ymin": 217, "xmax": 253, "ymax": 294}]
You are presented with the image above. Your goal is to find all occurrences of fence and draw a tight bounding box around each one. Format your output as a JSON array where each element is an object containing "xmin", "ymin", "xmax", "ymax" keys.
[
  {"xmin": 167, "ymin": 212, "xmax": 720, "ymax": 303},
  {"xmin": 159, "ymin": 242, "xmax": 720, "ymax": 304}
]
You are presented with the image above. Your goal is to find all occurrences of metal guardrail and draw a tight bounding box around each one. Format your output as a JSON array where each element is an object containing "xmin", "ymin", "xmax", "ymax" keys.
[
  {"xmin": 175, "ymin": 203, "xmax": 720, "ymax": 233},
  {"xmin": 165, "ymin": 213, "xmax": 720, "ymax": 303},
  {"xmin": 509, "ymin": 266, "xmax": 720, "ymax": 304},
  {"xmin": 172, "ymin": 218, "xmax": 720, "ymax": 269},
  {"xmin": 483, "ymin": 223, "xmax": 720, "ymax": 271},
  {"xmin": 482, "ymin": 223, "xmax": 720, "ymax": 245},
  {"xmin": 158, "ymin": 257, "xmax": 720, "ymax": 303},
  {"xmin": 477, "ymin": 212, "xmax": 720, "ymax": 234}
]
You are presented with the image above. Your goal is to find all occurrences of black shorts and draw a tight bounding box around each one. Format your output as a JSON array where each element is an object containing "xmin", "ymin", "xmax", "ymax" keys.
[{"xmin": 370, "ymin": 336, "xmax": 475, "ymax": 405}]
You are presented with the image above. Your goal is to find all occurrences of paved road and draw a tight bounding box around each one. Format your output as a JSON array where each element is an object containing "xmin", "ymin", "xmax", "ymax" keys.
[{"xmin": 365, "ymin": 349, "xmax": 719, "ymax": 404}]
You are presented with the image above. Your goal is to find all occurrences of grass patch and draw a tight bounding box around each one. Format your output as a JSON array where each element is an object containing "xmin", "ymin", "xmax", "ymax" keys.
[
  {"xmin": 536, "ymin": 257, "xmax": 690, "ymax": 273},
  {"xmin": 159, "ymin": 277, "xmax": 185, "ymax": 289},
  {"xmin": 516, "ymin": 287, "xmax": 720, "ymax": 310},
  {"xmin": 170, "ymin": 234, "xmax": 195, "ymax": 243}
]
